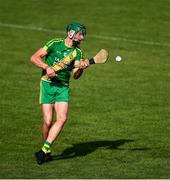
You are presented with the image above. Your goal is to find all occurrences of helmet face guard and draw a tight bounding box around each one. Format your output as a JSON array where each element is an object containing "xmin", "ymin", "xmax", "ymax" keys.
[{"xmin": 67, "ymin": 23, "xmax": 86, "ymax": 39}]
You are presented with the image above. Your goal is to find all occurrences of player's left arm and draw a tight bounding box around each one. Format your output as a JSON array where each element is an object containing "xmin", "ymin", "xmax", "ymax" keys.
[{"xmin": 73, "ymin": 60, "xmax": 89, "ymax": 79}]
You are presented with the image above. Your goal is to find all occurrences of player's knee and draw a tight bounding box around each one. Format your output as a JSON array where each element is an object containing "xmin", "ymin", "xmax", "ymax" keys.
[
  {"xmin": 43, "ymin": 120, "xmax": 52, "ymax": 128},
  {"xmin": 58, "ymin": 114, "xmax": 67, "ymax": 124}
]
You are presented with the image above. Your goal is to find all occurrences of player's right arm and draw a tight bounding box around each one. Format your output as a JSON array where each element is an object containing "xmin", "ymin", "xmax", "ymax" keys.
[{"xmin": 30, "ymin": 48, "xmax": 55, "ymax": 77}]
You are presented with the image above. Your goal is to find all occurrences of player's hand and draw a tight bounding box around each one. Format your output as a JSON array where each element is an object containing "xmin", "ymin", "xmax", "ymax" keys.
[
  {"xmin": 46, "ymin": 67, "xmax": 56, "ymax": 77},
  {"xmin": 79, "ymin": 60, "xmax": 89, "ymax": 69}
]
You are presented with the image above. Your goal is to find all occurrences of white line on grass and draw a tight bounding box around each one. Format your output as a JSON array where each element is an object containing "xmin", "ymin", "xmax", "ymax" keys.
[
  {"xmin": 89, "ymin": 34, "xmax": 170, "ymax": 47},
  {"xmin": 0, "ymin": 22, "xmax": 64, "ymax": 34},
  {"xmin": 0, "ymin": 22, "xmax": 170, "ymax": 47}
]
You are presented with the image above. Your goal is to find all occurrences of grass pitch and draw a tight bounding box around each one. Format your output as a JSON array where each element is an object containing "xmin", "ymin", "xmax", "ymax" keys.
[{"xmin": 0, "ymin": 0, "xmax": 170, "ymax": 178}]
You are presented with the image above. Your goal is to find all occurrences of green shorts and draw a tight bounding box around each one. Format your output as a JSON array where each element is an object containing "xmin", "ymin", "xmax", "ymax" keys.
[{"xmin": 39, "ymin": 80, "xmax": 69, "ymax": 104}]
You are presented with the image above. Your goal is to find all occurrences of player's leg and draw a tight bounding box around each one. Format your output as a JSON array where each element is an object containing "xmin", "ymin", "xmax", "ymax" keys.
[
  {"xmin": 35, "ymin": 81, "xmax": 55, "ymax": 165},
  {"xmin": 44, "ymin": 86, "xmax": 69, "ymax": 144},
  {"xmin": 42, "ymin": 104, "xmax": 54, "ymax": 141},
  {"xmin": 35, "ymin": 103, "xmax": 54, "ymax": 165},
  {"xmin": 35, "ymin": 84, "xmax": 69, "ymax": 165},
  {"xmin": 46, "ymin": 102, "xmax": 68, "ymax": 144}
]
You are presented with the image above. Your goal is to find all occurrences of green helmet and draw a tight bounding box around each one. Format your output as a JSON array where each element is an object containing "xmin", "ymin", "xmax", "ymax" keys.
[{"xmin": 66, "ymin": 22, "xmax": 86, "ymax": 36}]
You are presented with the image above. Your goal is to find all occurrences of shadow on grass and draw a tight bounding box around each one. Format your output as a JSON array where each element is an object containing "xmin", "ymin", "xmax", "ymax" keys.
[{"xmin": 52, "ymin": 139, "xmax": 135, "ymax": 160}]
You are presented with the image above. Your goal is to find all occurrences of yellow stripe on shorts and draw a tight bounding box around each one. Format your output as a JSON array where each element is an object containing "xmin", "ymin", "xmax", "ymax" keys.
[{"xmin": 39, "ymin": 80, "xmax": 42, "ymax": 104}]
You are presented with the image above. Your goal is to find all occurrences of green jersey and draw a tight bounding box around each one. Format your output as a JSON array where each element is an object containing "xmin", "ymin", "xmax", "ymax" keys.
[{"xmin": 41, "ymin": 38, "xmax": 83, "ymax": 86}]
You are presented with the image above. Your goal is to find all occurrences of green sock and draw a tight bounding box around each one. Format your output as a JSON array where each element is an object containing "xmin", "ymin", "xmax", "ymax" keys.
[{"xmin": 42, "ymin": 141, "xmax": 51, "ymax": 154}]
